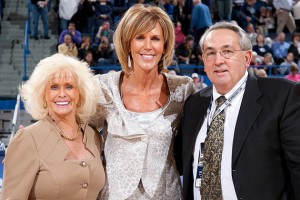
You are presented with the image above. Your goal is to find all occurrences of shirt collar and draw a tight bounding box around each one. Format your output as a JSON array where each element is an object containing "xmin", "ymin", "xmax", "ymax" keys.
[{"xmin": 212, "ymin": 71, "xmax": 248, "ymax": 104}]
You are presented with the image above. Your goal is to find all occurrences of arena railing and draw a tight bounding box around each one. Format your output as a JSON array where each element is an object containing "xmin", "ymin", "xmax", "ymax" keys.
[
  {"xmin": 10, "ymin": 94, "xmax": 21, "ymax": 142},
  {"xmin": 91, "ymin": 64, "xmax": 285, "ymax": 81},
  {"xmin": 23, "ymin": 0, "xmax": 31, "ymax": 81}
]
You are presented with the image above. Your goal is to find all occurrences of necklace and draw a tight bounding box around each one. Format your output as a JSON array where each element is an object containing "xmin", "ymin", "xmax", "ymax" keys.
[{"xmin": 59, "ymin": 122, "xmax": 82, "ymax": 141}]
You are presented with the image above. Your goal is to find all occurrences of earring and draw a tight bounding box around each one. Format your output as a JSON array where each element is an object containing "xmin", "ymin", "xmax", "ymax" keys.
[
  {"xmin": 163, "ymin": 57, "xmax": 167, "ymax": 69},
  {"xmin": 128, "ymin": 55, "xmax": 132, "ymax": 69},
  {"xmin": 43, "ymin": 102, "xmax": 47, "ymax": 109}
]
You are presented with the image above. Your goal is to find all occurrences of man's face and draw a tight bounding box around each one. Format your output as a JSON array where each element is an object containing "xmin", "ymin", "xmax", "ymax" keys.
[
  {"xmin": 68, "ymin": 23, "xmax": 75, "ymax": 32},
  {"xmin": 202, "ymin": 29, "xmax": 252, "ymax": 94},
  {"xmin": 102, "ymin": 22, "xmax": 110, "ymax": 30},
  {"xmin": 186, "ymin": 40, "xmax": 194, "ymax": 49}
]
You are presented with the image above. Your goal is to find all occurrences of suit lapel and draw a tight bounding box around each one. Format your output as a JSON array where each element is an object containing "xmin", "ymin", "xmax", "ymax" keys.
[
  {"xmin": 186, "ymin": 88, "xmax": 212, "ymax": 161},
  {"xmin": 232, "ymin": 75, "xmax": 262, "ymax": 166}
]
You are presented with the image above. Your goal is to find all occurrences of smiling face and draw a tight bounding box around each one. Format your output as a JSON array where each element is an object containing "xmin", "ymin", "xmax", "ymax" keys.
[
  {"xmin": 44, "ymin": 71, "xmax": 80, "ymax": 121},
  {"xmin": 202, "ymin": 29, "xmax": 252, "ymax": 94},
  {"xmin": 130, "ymin": 23, "xmax": 165, "ymax": 74}
]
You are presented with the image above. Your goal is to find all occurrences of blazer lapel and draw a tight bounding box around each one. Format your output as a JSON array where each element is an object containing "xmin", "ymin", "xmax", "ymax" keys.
[
  {"xmin": 232, "ymin": 75, "xmax": 262, "ymax": 166},
  {"xmin": 186, "ymin": 88, "xmax": 212, "ymax": 159}
]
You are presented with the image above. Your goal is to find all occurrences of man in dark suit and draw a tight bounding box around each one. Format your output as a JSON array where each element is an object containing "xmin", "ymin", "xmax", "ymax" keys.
[{"xmin": 175, "ymin": 21, "xmax": 300, "ymax": 200}]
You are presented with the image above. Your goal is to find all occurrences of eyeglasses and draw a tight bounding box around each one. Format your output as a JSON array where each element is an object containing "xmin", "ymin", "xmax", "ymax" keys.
[{"xmin": 203, "ymin": 48, "xmax": 246, "ymax": 61}]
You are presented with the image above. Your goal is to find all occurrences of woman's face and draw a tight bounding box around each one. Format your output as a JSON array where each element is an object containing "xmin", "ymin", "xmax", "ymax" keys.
[
  {"xmin": 256, "ymin": 34, "xmax": 264, "ymax": 43},
  {"xmin": 44, "ymin": 72, "xmax": 80, "ymax": 120},
  {"xmin": 85, "ymin": 52, "xmax": 93, "ymax": 63},
  {"xmin": 130, "ymin": 23, "xmax": 165, "ymax": 73}
]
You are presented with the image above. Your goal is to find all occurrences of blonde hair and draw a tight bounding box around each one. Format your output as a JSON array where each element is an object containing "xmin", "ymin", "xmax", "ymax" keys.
[
  {"xmin": 113, "ymin": 4, "xmax": 175, "ymax": 74},
  {"xmin": 20, "ymin": 53, "xmax": 100, "ymax": 123}
]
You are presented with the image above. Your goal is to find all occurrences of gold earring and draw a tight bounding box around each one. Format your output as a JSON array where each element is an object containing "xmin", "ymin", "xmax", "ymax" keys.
[{"xmin": 43, "ymin": 102, "xmax": 47, "ymax": 109}]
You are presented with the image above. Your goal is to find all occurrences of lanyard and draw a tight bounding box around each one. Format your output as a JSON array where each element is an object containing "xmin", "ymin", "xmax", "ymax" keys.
[
  {"xmin": 207, "ymin": 78, "xmax": 247, "ymax": 126},
  {"xmin": 195, "ymin": 78, "xmax": 247, "ymax": 188}
]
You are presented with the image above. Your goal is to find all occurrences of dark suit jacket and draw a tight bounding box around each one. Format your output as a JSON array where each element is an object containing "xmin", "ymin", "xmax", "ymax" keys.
[{"xmin": 175, "ymin": 75, "xmax": 300, "ymax": 200}]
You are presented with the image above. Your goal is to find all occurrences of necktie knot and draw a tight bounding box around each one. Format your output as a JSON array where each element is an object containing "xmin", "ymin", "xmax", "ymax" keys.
[{"xmin": 216, "ymin": 96, "xmax": 226, "ymax": 107}]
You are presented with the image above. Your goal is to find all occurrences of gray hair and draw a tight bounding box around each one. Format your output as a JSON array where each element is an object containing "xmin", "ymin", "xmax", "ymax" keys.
[{"xmin": 199, "ymin": 21, "xmax": 252, "ymax": 52}]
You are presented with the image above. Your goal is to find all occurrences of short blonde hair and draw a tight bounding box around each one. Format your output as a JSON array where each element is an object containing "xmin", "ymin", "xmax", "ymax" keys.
[
  {"xmin": 113, "ymin": 4, "xmax": 175, "ymax": 74},
  {"xmin": 20, "ymin": 53, "xmax": 99, "ymax": 123}
]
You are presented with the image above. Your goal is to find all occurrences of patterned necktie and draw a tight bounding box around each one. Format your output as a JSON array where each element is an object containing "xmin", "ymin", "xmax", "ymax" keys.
[{"xmin": 200, "ymin": 96, "xmax": 227, "ymax": 200}]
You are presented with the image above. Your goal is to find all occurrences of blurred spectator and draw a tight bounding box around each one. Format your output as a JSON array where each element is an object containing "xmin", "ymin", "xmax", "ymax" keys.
[
  {"xmin": 175, "ymin": 34, "xmax": 196, "ymax": 64},
  {"xmin": 250, "ymin": 51, "xmax": 263, "ymax": 66},
  {"xmin": 285, "ymin": 63, "xmax": 300, "ymax": 81},
  {"xmin": 83, "ymin": 50, "xmax": 97, "ymax": 67},
  {"xmin": 288, "ymin": 33, "xmax": 300, "ymax": 64},
  {"xmin": 256, "ymin": 6, "xmax": 267, "ymax": 35},
  {"xmin": 278, "ymin": 52, "xmax": 297, "ymax": 75},
  {"xmin": 93, "ymin": 0, "xmax": 113, "ymax": 33},
  {"xmin": 58, "ymin": 22, "xmax": 82, "ymax": 46},
  {"xmin": 255, "ymin": 68, "xmax": 268, "ymax": 77},
  {"xmin": 191, "ymin": 72, "xmax": 207, "ymax": 92},
  {"xmin": 191, "ymin": 0, "xmax": 211, "ymax": 68},
  {"xmin": 232, "ymin": 0, "xmax": 245, "ymax": 27},
  {"xmin": 265, "ymin": 6, "xmax": 276, "ymax": 34},
  {"xmin": 95, "ymin": 36, "xmax": 114, "ymax": 65},
  {"xmin": 262, "ymin": 52, "xmax": 275, "ymax": 66},
  {"xmin": 216, "ymin": 0, "xmax": 232, "ymax": 21},
  {"xmin": 83, "ymin": 50, "xmax": 100, "ymax": 75},
  {"xmin": 261, "ymin": 52, "xmax": 275, "ymax": 73},
  {"xmin": 293, "ymin": 0, "xmax": 300, "ymax": 32},
  {"xmin": 246, "ymin": 23, "xmax": 258, "ymax": 45},
  {"xmin": 173, "ymin": 0, "xmax": 190, "ymax": 35},
  {"xmin": 161, "ymin": 0, "xmax": 174, "ymax": 21},
  {"xmin": 71, "ymin": 0, "xmax": 94, "ymax": 36},
  {"xmin": 78, "ymin": 36, "xmax": 94, "ymax": 60},
  {"xmin": 264, "ymin": 36, "xmax": 273, "ymax": 49},
  {"xmin": 93, "ymin": 20, "xmax": 114, "ymax": 48},
  {"xmin": 149, "ymin": 0, "xmax": 166, "ymax": 10},
  {"xmin": 58, "ymin": 0, "xmax": 79, "ymax": 33},
  {"xmin": 273, "ymin": 0, "xmax": 296, "ymax": 33},
  {"xmin": 240, "ymin": 0, "xmax": 260, "ymax": 29},
  {"xmin": 272, "ymin": 32, "xmax": 290, "ymax": 65},
  {"xmin": 253, "ymin": 33, "xmax": 271, "ymax": 57},
  {"xmin": 191, "ymin": 0, "xmax": 212, "ymax": 47},
  {"xmin": 175, "ymin": 22, "xmax": 186, "ymax": 48},
  {"xmin": 58, "ymin": 34, "xmax": 78, "ymax": 57},
  {"xmin": 31, "ymin": 0, "xmax": 49, "ymax": 40},
  {"xmin": 111, "ymin": 0, "xmax": 127, "ymax": 25},
  {"xmin": 168, "ymin": 69, "xmax": 177, "ymax": 75}
]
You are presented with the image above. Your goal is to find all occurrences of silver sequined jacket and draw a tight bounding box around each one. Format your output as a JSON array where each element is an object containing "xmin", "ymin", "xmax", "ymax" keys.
[{"xmin": 90, "ymin": 71, "xmax": 194, "ymax": 200}]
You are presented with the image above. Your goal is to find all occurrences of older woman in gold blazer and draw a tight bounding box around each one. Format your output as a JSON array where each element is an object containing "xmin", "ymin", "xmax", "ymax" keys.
[{"xmin": 1, "ymin": 53, "xmax": 105, "ymax": 199}]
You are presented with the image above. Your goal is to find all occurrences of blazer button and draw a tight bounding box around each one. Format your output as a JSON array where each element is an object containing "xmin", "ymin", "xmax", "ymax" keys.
[
  {"xmin": 81, "ymin": 182, "xmax": 88, "ymax": 189},
  {"xmin": 80, "ymin": 161, "xmax": 87, "ymax": 167}
]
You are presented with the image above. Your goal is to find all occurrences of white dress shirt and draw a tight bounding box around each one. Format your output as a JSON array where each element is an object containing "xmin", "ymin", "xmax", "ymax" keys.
[{"xmin": 193, "ymin": 72, "xmax": 248, "ymax": 200}]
